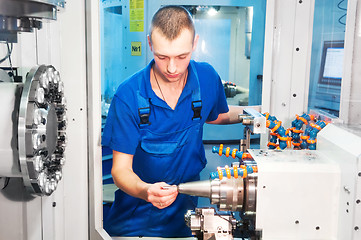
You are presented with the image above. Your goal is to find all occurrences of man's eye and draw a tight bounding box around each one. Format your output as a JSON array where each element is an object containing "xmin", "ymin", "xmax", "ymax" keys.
[
  {"xmin": 158, "ymin": 56, "xmax": 166, "ymax": 60},
  {"xmin": 178, "ymin": 55, "xmax": 187, "ymax": 59}
]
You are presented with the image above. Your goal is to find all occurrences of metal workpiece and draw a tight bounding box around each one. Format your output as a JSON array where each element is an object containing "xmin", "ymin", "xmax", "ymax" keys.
[
  {"xmin": 179, "ymin": 175, "xmax": 257, "ymax": 213},
  {"xmin": 185, "ymin": 208, "xmax": 236, "ymax": 240},
  {"xmin": 0, "ymin": 65, "xmax": 67, "ymax": 196},
  {"xmin": 178, "ymin": 180, "xmax": 212, "ymax": 198}
]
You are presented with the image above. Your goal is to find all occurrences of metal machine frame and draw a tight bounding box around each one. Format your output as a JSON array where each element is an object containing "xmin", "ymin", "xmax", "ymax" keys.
[
  {"xmin": 88, "ymin": 0, "xmax": 361, "ymax": 239},
  {"xmin": 1, "ymin": 0, "xmax": 361, "ymax": 239}
]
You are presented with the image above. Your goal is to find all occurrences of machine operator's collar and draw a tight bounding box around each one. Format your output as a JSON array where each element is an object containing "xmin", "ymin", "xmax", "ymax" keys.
[{"xmin": 139, "ymin": 59, "xmax": 199, "ymax": 109}]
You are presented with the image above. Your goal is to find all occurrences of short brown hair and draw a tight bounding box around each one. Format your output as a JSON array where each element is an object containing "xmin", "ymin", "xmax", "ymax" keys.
[{"xmin": 150, "ymin": 5, "xmax": 195, "ymax": 41}]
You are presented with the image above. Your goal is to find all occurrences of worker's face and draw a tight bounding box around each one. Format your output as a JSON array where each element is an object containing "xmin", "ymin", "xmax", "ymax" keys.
[{"xmin": 148, "ymin": 28, "xmax": 198, "ymax": 83}]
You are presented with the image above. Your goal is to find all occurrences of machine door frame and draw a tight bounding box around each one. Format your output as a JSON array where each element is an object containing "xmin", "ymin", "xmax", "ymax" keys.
[{"xmin": 88, "ymin": 0, "xmax": 361, "ymax": 239}]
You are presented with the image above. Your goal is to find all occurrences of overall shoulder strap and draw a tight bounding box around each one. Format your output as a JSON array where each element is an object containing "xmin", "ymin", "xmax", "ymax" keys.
[
  {"xmin": 189, "ymin": 61, "xmax": 202, "ymax": 121},
  {"xmin": 137, "ymin": 91, "xmax": 151, "ymax": 127},
  {"xmin": 137, "ymin": 74, "xmax": 151, "ymax": 127}
]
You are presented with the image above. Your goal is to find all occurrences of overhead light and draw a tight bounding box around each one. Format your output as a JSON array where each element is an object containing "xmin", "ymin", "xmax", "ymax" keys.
[{"xmin": 208, "ymin": 7, "xmax": 218, "ymax": 16}]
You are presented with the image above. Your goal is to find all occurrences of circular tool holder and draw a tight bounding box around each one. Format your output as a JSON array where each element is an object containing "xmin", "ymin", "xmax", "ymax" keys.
[{"xmin": 18, "ymin": 65, "xmax": 67, "ymax": 196}]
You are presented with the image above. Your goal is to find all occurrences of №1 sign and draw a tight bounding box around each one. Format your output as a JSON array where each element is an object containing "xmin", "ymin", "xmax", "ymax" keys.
[{"xmin": 131, "ymin": 42, "xmax": 142, "ymax": 56}]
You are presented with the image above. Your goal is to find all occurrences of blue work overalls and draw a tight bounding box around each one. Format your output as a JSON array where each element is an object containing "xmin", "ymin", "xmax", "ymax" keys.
[{"xmin": 104, "ymin": 61, "xmax": 205, "ymax": 238}]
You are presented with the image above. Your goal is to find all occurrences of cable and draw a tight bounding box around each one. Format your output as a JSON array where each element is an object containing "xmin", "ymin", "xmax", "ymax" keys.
[
  {"xmin": 337, "ymin": 0, "xmax": 347, "ymax": 26},
  {"xmin": 6, "ymin": 42, "xmax": 15, "ymax": 80},
  {"xmin": 212, "ymin": 207, "xmax": 235, "ymax": 225},
  {"xmin": 1, "ymin": 177, "xmax": 10, "ymax": 189},
  {"xmin": 338, "ymin": 13, "xmax": 346, "ymax": 26},
  {"xmin": 337, "ymin": 0, "xmax": 347, "ymax": 11},
  {"xmin": 0, "ymin": 42, "xmax": 13, "ymax": 64}
]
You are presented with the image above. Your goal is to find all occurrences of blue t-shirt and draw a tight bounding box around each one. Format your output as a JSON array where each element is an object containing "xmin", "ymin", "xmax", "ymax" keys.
[{"xmin": 102, "ymin": 59, "xmax": 228, "ymax": 237}]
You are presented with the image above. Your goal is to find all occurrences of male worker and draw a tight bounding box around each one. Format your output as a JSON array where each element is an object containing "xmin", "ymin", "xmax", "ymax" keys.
[{"xmin": 102, "ymin": 5, "xmax": 259, "ymax": 238}]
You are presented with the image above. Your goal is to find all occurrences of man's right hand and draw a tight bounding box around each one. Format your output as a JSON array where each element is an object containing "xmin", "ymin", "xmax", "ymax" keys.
[
  {"xmin": 146, "ymin": 182, "xmax": 178, "ymax": 209},
  {"xmin": 111, "ymin": 151, "xmax": 178, "ymax": 209}
]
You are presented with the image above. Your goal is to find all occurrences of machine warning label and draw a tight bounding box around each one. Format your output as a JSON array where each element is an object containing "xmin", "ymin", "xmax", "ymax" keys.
[
  {"xmin": 131, "ymin": 42, "xmax": 142, "ymax": 56},
  {"xmin": 129, "ymin": 0, "xmax": 144, "ymax": 32}
]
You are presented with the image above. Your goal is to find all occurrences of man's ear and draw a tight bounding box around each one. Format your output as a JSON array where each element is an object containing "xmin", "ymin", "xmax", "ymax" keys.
[
  {"xmin": 147, "ymin": 35, "xmax": 153, "ymax": 51},
  {"xmin": 192, "ymin": 34, "xmax": 199, "ymax": 51}
]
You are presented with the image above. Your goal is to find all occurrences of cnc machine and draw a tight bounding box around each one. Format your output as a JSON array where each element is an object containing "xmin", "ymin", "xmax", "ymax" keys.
[
  {"xmin": 1, "ymin": 1, "xmax": 361, "ymax": 240},
  {"xmin": 179, "ymin": 111, "xmax": 361, "ymax": 240}
]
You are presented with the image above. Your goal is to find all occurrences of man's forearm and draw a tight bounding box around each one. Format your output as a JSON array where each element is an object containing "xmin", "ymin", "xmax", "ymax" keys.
[
  {"xmin": 112, "ymin": 167, "xmax": 150, "ymax": 201},
  {"xmin": 111, "ymin": 165, "xmax": 179, "ymax": 209},
  {"xmin": 207, "ymin": 105, "xmax": 261, "ymax": 125}
]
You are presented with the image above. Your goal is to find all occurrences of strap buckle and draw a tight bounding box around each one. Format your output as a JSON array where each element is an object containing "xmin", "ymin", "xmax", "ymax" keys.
[
  {"xmin": 138, "ymin": 107, "xmax": 151, "ymax": 127},
  {"xmin": 192, "ymin": 100, "xmax": 202, "ymax": 120}
]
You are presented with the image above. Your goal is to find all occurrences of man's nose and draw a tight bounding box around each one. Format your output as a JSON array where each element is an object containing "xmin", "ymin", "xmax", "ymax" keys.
[{"xmin": 167, "ymin": 59, "xmax": 176, "ymax": 73}]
